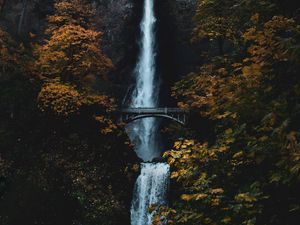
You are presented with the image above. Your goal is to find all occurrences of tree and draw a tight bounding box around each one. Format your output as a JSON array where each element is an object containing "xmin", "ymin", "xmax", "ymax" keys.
[
  {"xmin": 0, "ymin": 27, "xmax": 20, "ymax": 76},
  {"xmin": 47, "ymin": 0, "xmax": 95, "ymax": 33},
  {"xmin": 167, "ymin": 2, "xmax": 300, "ymax": 225},
  {"xmin": 193, "ymin": 0, "xmax": 275, "ymax": 54},
  {"xmin": 34, "ymin": 24, "xmax": 112, "ymax": 85}
]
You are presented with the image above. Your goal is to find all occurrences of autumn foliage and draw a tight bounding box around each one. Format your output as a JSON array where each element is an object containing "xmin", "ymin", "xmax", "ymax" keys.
[
  {"xmin": 1, "ymin": 1, "xmax": 135, "ymax": 224},
  {"xmin": 32, "ymin": 0, "xmax": 113, "ymax": 121},
  {"xmin": 38, "ymin": 82, "xmax": 82, "ymax": 116},
  {"xmin": 0, "ymin": 27, "xmax": 21, "ymax": 75},
  {"xmin": 158, "ymin": 1, "xmax": 300, "ymax": 225},
  {"xmin": 47, "ymin": 0, "xmax": 95, "ymax": 33}
]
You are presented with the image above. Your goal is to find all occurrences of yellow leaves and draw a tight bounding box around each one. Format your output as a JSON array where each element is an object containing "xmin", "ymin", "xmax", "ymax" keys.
[
  {"xmin": 250, "ymin": 13, "xmax": 260, "ymax": 23},
  {"xmin": 47, "ymin": 0, "xmax": 95, "ymax": 33},
  {"xmin": 225, "ymin": 128, "xmax": 233, "ymax": 135},
  {"xmin": 184, "ymin": 140, "xmax": 195, "ymax": 146},
  {"xmin": 259, "ymin": 136, "xmax": 269, "ymax": 142},
  {"xmin": 164, "ymin": 150, "xmax": 181, "ymax": 159},
  {"xmin": 34, "ymin": 24, "xmax": 112, "ymax": 84},
  {"xmin": 0, "ymin": 27, "xmax": 20, "ymax": 72},
  {"xmin": 167, "ymin": 157, "xmax": 176, "ymax": 166},
  {"xmin": 171, "ymin": 169, "xmax": 188, "ymax": 179},
  {"xmin": 83, "ymin": 95, "xmax": 115, "ymax": 112},
  {"xmin": 177, "ymin": 101, "xmax": 189, "ymax": 109},
  {"xmin": 211, "ymin": 198, "xmax": 221, "ymax": 206},
  {"xmin": 242, "ymin": 64, "xmax": 262, "ymax": 77},
  {"xmin": 180, "ymin": 194, "xmax": 191, "ymax": 201},
  {"xmin": 222, "ymin": 217, "xmax": 232, "ymax": 224},
  {"xmin": 95, "ymin": 115, "xmax": 105, "ymax": 122},
  {"xmin": 101, "ymin": 122, "xmax": 117, "ymax": 134},
  {"xmin": 243, "ymin": 27, "xmax": 257, "ymax": 41},
  {"xmin": 216, "ymin": 111, "xmax": 232, "ymax": 120},
  {"xmin": 210, "ymin": 188, "xmax": 224, "ymax": 194},
  {"xmin": 233, "ymin": 151, "xmax": 244, "ymax": 159},
  {"xmin": 218, "ymin": 146, "xmax": 228, "ymax": 153},
  {"xmin": 173, "ymin": 139, "xmax": 195, "ymax": 150},
  {"xmin": 173, "ymin": 141, "xmax": 182, "ymax": 150},
  {"xmin": 38, "ymin": 82, "xmax": 82, "ymax": 117},
  {"xmin": 235, "ymin": 193, "xmax": 257, "ymax": 203},
  {"xmin": 38, "ymin": 82, "xmax": 115, "ymax": 128},
  {"xmin": 170, "ymin": 171, "xmax": 179, "ymax": 179},
  {"xmin": 181, "ymin": 193, "xmax": 208, "ymax": 201},
  {"xmin": 243, "ymin": 15, "xmax": 299, "ymax": 69},
  {"xmin": 132, "ymin": 164, "xmax": 140, "ymax": 173}
]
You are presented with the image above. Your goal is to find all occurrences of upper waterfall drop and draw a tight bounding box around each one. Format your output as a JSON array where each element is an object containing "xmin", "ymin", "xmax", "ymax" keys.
[
  {"xmin": 127, "ymin": 0, "xmax": 159, "ymax": 162},
  {"xmin": 132, "ymin": 0, "xmax": 157, "ymax": 109}
]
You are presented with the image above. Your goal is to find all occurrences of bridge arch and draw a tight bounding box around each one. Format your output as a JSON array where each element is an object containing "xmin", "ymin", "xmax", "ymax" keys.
[
  {"xmin": 119, "ymin": 107, "xmax": 190, "ymax": 126},
  {"xmin": 123, "ymin": 114, "xmax": 186, "ymax": 125}
]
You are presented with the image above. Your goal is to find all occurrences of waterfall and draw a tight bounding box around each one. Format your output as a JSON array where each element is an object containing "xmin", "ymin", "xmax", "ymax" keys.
[
  {"xmin": 126, "ymin": 0, "xmax": 170, "ymax": 224},
  {"xmin": 131, "ymin": 163, "xmax": 170, "ymax": 225},
  {"xmin": 127, "ymin": 0, "xmax": 159, "ymax": 162}
]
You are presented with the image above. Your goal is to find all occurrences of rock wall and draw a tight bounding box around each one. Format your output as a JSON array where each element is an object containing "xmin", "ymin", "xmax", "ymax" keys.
[
  {"xmin": 94, "ymin": 0, "xmax": 139, "ymax": 81},
  {"xmin": 156, "ymin": 0, "xmax": 200, "ymax": 105},
  {"xmin": 0, "ymin": 0, "xmax": 53, "ymax": 37}
]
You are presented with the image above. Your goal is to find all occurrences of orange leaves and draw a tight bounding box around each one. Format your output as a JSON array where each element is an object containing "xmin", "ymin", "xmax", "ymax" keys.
[
  {"xmin": 234, "ymin": 193, "xmax": 258, "ymax": 203},
  {"xmin": 167, "ymin": 2, "xmax": 300, "ymax": 224},
  {"xmin": 32, "ymin": 0, "xmax": 116, "ymax": 135},
  {"xmin": 33, "ymin": 0, "xmax": 113, "ymax": 86},
  {"xmin": 242, "ymin": 64, "xmax": 262, "ymax": 77},
  {"xmin": 0, "ymin": 27, "xmax": 21, "ymax": 73},
  {"xmin": 38, "ymin": 82, "xmax": 82, "ymax": 117},
  {"xmin": 181, "ymin": 193, "xmax": 208, "ymax": 201},
  {"xmin": 250, "ymin": 13, "xmax": 260, "ymax": 24},
  {"xmin": 47, "ymin": 0, "xmax": 95, "ymax": 33},
  {"xmin": 34, "ymin": 24, "xmax": 112, "ymax": 84},
  {"xmin": 83, "ymin": 94, "xmax": 116, "ymax": 112},
  {"xmin": 37, "ymin": 81, "xmax": 116, "ymax": 135},
  {"xmin": 243, "ymin": 16, "xmax": 299, "ymax": 63},
  {"xmin": 174, "ymin": 15, "xmax": 300, "ymax": 128}
]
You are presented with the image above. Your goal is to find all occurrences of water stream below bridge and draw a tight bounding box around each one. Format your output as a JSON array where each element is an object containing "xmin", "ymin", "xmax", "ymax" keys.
[{"xmin": 126, "ymin": 0, "xmax": 170, "ymax": 224}]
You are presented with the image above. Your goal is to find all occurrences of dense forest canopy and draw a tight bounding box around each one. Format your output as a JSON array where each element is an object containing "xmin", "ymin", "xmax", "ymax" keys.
[
  {"xmin": 0, "ymin": 1, "xmax": 137, "ymax": 225},
  {"xmin": 155, "ymin": 0, "xmax": 300, "ymax": 225},
  {"xmin": 0, "ymin": 0, "xmax": 300, "ymax": 225}
]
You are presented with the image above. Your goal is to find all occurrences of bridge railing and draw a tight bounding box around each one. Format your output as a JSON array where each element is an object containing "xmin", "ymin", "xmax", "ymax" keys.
[{"xmin": 121, "ymin": 107, "xmax": 190, "ymax": 114}]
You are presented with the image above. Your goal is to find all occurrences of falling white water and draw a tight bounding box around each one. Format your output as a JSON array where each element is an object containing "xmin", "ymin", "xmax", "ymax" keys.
[
  {"xmin": 127, "ymin": 0, "xmax": 159, "ymax": 162},
  {"xmin": 131, "ymin": 163, "xmax": 170, "ymax": 225},
  {"xmin": 126, "ymin": 0, "xmax": 170, "ymax": 225}
]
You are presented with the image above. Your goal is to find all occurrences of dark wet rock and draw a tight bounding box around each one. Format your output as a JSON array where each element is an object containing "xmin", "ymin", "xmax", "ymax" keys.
[{"xmin": 151, "ymin": 157, "xmax": 165, "ymax": 163}]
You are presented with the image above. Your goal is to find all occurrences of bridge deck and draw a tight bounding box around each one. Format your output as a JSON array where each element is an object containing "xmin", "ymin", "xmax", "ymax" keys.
[{"xmin": 121, "ymin": 107, "xmax": 190, "ymax": 114}]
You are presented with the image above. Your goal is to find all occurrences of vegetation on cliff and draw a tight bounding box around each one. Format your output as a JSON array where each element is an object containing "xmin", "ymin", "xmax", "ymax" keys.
[
  {"xmin": 155, "ymin": 0, "xmax": 300, "ymax": 225},
  {"xmin": 0, "ymin": 1, "xmax": 136, "ymax": 225}
]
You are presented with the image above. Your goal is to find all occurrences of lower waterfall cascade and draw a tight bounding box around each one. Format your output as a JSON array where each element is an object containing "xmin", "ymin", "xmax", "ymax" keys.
[{"xmin": 131, "ymin": 163, "xmax": 170, "ymax": 225}]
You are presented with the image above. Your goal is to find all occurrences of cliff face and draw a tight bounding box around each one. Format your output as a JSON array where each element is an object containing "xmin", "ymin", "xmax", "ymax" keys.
[
  {"xmin": 94, "ymin": 0, "xmax": 139, "ymax": 81},
  {"xmin": 156, "ymin": 0, "xmax": 200, "ymax": 104},
  {"xmin": 0, "ymin": 0, "xmax": 53, "ymax": 37},
  {"xmin": 157, "ymin": 0, "xmax": 199, "ymax": 75}
]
